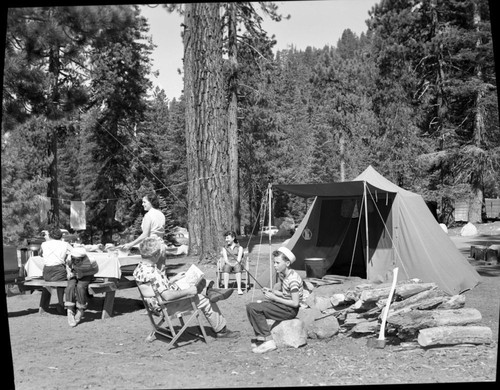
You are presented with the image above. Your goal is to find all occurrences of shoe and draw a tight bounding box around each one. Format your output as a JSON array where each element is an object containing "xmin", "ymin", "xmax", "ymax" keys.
[
  {"xmin": 250, "ymin": 338, "xmax": 265, "ymax": 348},
  {"xmin": 252, "ymin": 339, "xmax": 277, "ymax": 354},
  {"xmin": 216, "ymin": 329, "xmax": 240, "ymax": 339},
  {"xmin": 67, "ymin": 310, "xmax": 77, "ymax": 327},
  {"xmin": 56, "ymin": 303, "xmax": 65, "ymax": 315},
  {"xmin": 195, "ymin": 278, "xmax": 207, "ymax": 295},
  {"xmin": 74, "ymin": 309, "xmax": 84, "ymax": 324},
  {"xmin": 238, "ymin": 290, "xmax": 244, "ymax": 295},
  {"xmin": 206, "ymin": 287, "xmax": 234, "ymax": 303}
]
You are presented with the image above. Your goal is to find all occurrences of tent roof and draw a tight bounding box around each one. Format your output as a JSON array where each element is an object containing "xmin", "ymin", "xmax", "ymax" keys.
[{"xmin": 274, "ymin": 166, "xmax": 401, "ymax": 198}]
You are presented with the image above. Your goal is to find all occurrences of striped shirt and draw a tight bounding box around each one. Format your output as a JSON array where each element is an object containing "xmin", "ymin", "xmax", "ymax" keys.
[{"xmin": 278, "ymin": 269, "xmax": 303, "ymax": 302}]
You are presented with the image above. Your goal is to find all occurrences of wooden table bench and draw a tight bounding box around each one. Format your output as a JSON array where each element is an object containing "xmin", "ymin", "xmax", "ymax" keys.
[{"xmin": 21, "ymin": 276, "xmax": 136, "ymax": 320}]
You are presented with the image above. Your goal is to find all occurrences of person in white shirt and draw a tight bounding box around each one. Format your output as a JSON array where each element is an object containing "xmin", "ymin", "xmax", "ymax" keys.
[
  {"xmin": 122, "ymin": 192, "xmax": 168, "ymax": 266},
  {"xmin": 123, "ymin": 192, "xmax": 166, "ymax": 250},
  {"xmin": 40, "ymin": 227, "xmax": 73, "ymax": 313}
]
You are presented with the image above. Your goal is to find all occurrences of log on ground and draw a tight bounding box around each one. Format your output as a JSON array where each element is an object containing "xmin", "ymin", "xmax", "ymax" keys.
[
  {"xmin": 417, "ymin": 326, "xmax": 493, "ymax": 347},
  {"xmin": 351, "ymin": 319, "xmax": 379, "ymax": 334},
  {"xmin": 387, "ymin": 308, "xmax": 482, "ymax": 332}
]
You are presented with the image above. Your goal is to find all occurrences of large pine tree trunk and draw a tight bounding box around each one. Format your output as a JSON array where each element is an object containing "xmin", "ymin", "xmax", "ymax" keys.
[
  {"xmin": 227, "ymin": 3, "xmax": 241, "ymax": 234},
  {"xmin": 468, "ymin": 1, "xmax": 485, "ymax": 224},
  {"xmin": 183, "ymin": 3, "xmax": 232, "ymax": 261}
]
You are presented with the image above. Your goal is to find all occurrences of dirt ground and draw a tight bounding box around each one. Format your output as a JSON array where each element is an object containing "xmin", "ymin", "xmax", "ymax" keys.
[{"xmin": 4, "ymin": 221, "xmax": 500, "ymax": 389}]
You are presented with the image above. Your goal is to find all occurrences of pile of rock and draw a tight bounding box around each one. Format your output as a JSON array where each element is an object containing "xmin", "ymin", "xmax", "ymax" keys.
[{"xmin": 295, "ymin": 277, "xmax": 493, "ymax": 348}]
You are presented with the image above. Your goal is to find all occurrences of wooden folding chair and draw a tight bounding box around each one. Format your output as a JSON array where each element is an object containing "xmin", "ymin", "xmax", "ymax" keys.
[
  {"xmin": 215, "ymin": 249, "xmax": 251, "ymax": 292},
  {"xmin": 136, "ymin": 282, "xmax": 209, "ymax": 350}
]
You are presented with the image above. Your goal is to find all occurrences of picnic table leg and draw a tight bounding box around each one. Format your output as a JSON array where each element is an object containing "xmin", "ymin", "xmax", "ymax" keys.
[
  {"xmin": 39, "ymin": 287, "xmax": 52, "ymax": 314},
  {"xmin": 101, "ymin": 290, "xmax": 116, "ymax": 319}
]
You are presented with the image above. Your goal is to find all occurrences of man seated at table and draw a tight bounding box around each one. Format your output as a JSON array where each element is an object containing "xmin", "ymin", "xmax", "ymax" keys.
[{"xmin": 133, "ymin": 237, "xmax": 239, "ymax": 339}]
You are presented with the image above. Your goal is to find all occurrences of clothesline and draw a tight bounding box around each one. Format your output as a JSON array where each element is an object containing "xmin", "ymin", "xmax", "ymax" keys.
[{"xmin": 35, "ymin": 172, "xmax": 230, "ymax": 204}]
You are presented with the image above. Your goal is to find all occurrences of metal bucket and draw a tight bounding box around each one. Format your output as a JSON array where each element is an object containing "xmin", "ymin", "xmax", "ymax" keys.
[{"xmin": 305, "ymin": 258, "xmax": 327, "ymax": 278}]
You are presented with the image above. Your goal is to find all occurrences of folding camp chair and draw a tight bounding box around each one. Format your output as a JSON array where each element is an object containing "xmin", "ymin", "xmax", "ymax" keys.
[
  {"xmin": 215, "ymin": 249, "xmax": 251, "ymax": 292},
  {"xmin": 136, "ymin": 282, "xmax": 209, "ymax": 350}
]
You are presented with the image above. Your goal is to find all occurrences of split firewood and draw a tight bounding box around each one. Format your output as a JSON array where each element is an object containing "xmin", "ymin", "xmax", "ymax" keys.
[
  {"xmin": 387, "ymin": 308, "xmax": 482, "ymax": 333},
  {"xmin": 351, "ymin": 319, "xmax": 379, "ymax": 334},
  {"xmin": 330, "ymin": 293, "xmax": 346, "ymax": 307},
  {"xmin": 394, "ymin": 282, "xmax": 439, "ymax": 300},
  {"xmin": 358, "ymin": 304, "xmax": 383, "ymax": 319},
  {"xmin": 349, "ymin": 299, "xmax": 378, "ymax": 313},
  {"xmin": 417, "ymin": 326, "xmax": 493, "ymax": 347},
  {"xmin": 415, "ymin": 296, "xmax": 449, "ymax": 310},
  {"xmin": 344, "ymin": 284, "xmax": 374, "ymax": 302},
  {"xmin": 437, "ymin": 294, "xmax": 466, "ymax": 310},
  {"xmin": 386, "ymin": 288, "xmax": 448, "ymax": 318},
  {"xmin": 359, "ymin": 286, "xmax": 393, "ymax": 302},
  {"xmin": 343, "ymin": 312, "xmax": 366, "ymax": 328}
]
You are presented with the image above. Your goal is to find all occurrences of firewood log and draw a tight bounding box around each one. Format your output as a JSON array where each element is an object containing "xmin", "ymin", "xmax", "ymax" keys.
[
  {"xmin": 438, "ymin": 294, "xmax": 466, "ymax": 310},
  {"xmin": 387, "ymin": 308, "xmax": 482, "ymax": 333},
  {"xmin": 417, "ymin": 326, "xmax": 492, "ymax": 347},
  {"xmin": 394, "ymin": 282, "xmax": 439, "ymax": 300},
  {"xmin": 386, "ymin": 288, "xmax": 448, "ymax": 317},
  {"xmin": 330, "ymin": 293, "xmax": 346, "ymax": 307},
  {"xmin": 351, "ymin": 319, "xmax": 379, "ymax": 334}
]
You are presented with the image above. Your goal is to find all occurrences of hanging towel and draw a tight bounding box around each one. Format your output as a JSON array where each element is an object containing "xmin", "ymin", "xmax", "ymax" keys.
[
  {"xmin": 70, "ymin": 201, "xmax": 86, "ymax": 230},
  {"xmin": 39, "ymin": 196, "xmax": 51, "ymax": 223}
]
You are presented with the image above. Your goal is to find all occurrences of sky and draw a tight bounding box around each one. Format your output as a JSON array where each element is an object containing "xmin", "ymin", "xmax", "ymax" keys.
[{"xmin": 140, "ymin": 0, "xmax": 380, "ymax": 100}]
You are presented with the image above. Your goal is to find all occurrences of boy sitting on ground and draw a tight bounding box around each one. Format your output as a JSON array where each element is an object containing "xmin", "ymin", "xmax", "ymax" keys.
[
  {"xmin": 246, "ymin": 247, "xmax": 303, "ymax": 353},
  {"xmin": 133, "ymin": 236, "xmax": 239, "ymax": 339}
]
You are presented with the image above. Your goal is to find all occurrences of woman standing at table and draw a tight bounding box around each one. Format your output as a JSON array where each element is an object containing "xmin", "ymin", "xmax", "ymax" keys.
[
  {"xmin": 40, "ymin": 227, "xmax": 73, "ymax": 314},
  {"xmin": 122, "ymin": 192, "xmax": 167, "ymax": 263}
]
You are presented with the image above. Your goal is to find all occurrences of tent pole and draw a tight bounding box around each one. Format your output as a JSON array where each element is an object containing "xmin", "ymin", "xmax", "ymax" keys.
[
  {"xmin": 364, "ymin": 182, "xmax": 369, "ymax": 272},
  {"xmin": 268, "ymin": 184, "xmax": 273, "ymax": 288}
]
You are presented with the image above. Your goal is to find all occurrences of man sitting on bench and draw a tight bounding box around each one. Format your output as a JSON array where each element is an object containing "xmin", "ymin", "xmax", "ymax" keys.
[{"xmin": 133, "ymin": 237, "xmax": 239, "ymax": 339}]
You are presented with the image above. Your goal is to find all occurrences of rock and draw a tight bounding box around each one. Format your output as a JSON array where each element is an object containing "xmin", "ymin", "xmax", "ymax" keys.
[
  {"xmin": 439, "ymin": 223, "xmax": 448, "ymax": 233},
  {"xmin": 460, "ymin": 222, "xmax": 478, "ymax": 237},
  {"xmin": 306, "ymin": 313, "xmax": 340, "ymax": 339},
  {"xmin": 297, "ymin": 307, "xmax": 322, "ymax": 330},
  {"xmin": 270, "ymin": 319, "xmax": 307, "ymax": 348},
  {"xmin": 310, "ymin": 295, "xmax": 333, "ymax": 311}
]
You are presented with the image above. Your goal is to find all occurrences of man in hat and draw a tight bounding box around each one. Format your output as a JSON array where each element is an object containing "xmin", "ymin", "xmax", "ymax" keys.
[
  {"xmin": 246, "ymin": 246, "xmax": 304, "ymax": 354},
  {"xmin": 65, "ymin": 246, "xmax": 97, "ymax": 327}
]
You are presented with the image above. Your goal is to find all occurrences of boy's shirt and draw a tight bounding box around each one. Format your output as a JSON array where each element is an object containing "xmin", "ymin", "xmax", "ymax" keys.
[{"xmin": 278, "ymin": 269, "xmax": 303, "ymax": 302}]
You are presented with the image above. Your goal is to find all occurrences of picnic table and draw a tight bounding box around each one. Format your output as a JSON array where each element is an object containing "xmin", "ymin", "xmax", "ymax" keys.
[{"xmin": 21, "ymin": 252, "xmax": 141, "ymax": 319}]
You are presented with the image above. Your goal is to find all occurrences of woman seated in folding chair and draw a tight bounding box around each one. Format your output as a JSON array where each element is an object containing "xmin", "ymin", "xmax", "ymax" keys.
[
  {"xmin": 221, "ymin": 231, "xmax": 244, "ymax": 295},
  {"xmin": 134, "ymin": 237, "xmax": 239, "ymax": 339}
]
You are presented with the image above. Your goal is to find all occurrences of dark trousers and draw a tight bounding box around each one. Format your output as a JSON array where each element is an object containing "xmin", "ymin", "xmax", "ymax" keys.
[
  {"xmin": 65, "ymin": 276, "xmax": 93, "ymax": 310},
  {"xmin": 246, "ymin": 301, "xmax": 299, "ymax": 338},
  {"xmin": 43, "ymin": 264, "xmax": 66, "ymax": 305}
]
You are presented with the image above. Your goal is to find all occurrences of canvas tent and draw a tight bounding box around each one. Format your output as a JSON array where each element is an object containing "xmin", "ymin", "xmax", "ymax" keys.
[{"xmin": 275, "ymin": 166, "xmax": 481, "ymax": 295}]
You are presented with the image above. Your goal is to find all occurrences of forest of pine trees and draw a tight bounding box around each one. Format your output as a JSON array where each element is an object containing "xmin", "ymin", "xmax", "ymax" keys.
[{"xmin": 2, "ymin": 2, "xmax": 499, "ymax": 257}]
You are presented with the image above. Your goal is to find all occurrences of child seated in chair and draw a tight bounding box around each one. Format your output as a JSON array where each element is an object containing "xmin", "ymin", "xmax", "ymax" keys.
[
  {"xmin": 133, "ymin": 237, "xmax": 239, "ymax": 339},
  {"xmin": 221, "ymin": 231, "xmax": 244, "ymax": 295},
  {"xmin": 246, "ymin": 247, "xmax": 303, "ymax": 354}
]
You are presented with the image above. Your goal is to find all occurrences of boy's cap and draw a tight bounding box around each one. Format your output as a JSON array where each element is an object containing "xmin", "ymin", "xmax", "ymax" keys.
[
  {"xmin": 71, "ymin": 247, "xmax": 87, "ymax": 258},
  {"xmin": 277, "ymin": 247, "xmax": 296, "ymax": 264}
]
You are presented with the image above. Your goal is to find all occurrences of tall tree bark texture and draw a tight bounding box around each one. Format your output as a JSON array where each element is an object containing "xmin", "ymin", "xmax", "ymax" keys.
[
  {"xmin": 183, "ymin": 3, "xmax": 232, "ymax": 261},
  {"xmin": 227, "ymin": 2, "xmax": 241, "ymax": 235},
  {"xmin": 468, "ymin": 1, "xmax": 485, "ymax": 223}
]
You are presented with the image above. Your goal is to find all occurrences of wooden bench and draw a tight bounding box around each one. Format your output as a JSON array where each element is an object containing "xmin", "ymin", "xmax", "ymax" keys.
[{"xmin": 21, "ymin": 276, "xmax": 136, "ymax": 320}]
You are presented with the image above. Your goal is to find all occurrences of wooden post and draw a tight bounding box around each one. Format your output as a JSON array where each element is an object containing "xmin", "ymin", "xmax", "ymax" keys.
[
  {"xmin": 268, "ymin": 184, "xmax": 273, "ymax": 288},
  {"xmin": 363, "ymin": 183, "xmax": 369, "ymax": 270}
]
